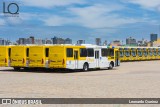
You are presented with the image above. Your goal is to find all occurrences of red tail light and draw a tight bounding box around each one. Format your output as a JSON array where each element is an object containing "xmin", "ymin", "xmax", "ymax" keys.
[
  {"xmin": 62, "ymin": 59, "xmax": 65, "ymax": 65},
  {"xmin": 42, "ymin": 59, "xmax": 44, "ymax": 64},
  {"xmin": 5, "ymin": 58, "xmax": 7, "ymax": 63},
  {"xmin": 22, "ymin": 58, "xmax": 25, "ymax": 64}
]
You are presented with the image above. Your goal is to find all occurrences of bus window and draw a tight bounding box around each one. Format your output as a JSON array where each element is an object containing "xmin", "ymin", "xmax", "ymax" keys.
[
  {"xmin": 149, "ymin": 51, "xmax": 152, "ymax": 56},
  {"xmin": 80, "ymin": 48, "xmax": 87, "ymax": 57},
  {"xmin": 154, "ymin": 49, "xmax": 157, "ymax": 56},
  {"xmin": 132, "ymin": 51, "xmax": 136, "ymax": 57},
  {"xmin": 119, "ymin": 49, "xmax": 124, "ymax": 57},
  {"xmin": 120, "ymin": 52, "xmax": 123, "ymax": 57},
  {"xmin": 87, "ymin": 48, "xmax": 94, "ymax": 57},
  {"xmin": 138, "ymin": 51, "xmax": 142, "ymax": 57},
  {"xmin": 143, "ymin": 51, "xmax": 147, "ymax": 57},
  {"xmin": 66, "ymin": 48, "xmax": 73, "ymax": 57},
  {"xmin": 101, "ymin": 49, "xmax": 108, "ymax": 57},
  {"xmin": 26, "ymin": 48, "xmax": 29, "ymax": 57},
  {"xmin": 45, "ymin": 48, "xmax": 49, "ymax": 57},
  {"xmin": 158, "ymin": 49, "xmax": 160, "ymax": 56},
  {"xmin": 125, "ymin": 51, "xmax": 130, "ymax": 57},
  {"xmin": 8, "ymin": 48, "xmax": 11, "ymax": 57},
  {"xmin": 109, "ymin": 49, "xmax": 114, "ymax": 56}
]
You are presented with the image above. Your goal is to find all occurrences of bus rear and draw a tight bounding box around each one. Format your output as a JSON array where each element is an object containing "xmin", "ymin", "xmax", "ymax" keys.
[
  {"xmin": 0, "ymin": 46, "xmax": 10, "ymax": 67},
  {"xmin": 10, "ymin": 46, "xmax": 29, "ymax": 70},
  {"xmin": 29, "ymin": 46, "xmax": 49, "ymax": 68},
  {"xmin": 107, "ymin": 47, "xmax": 120, "ymax": 67},
  {"xmin": 48, "ymin": 46, "xmax": 66, "ymax": 68}
]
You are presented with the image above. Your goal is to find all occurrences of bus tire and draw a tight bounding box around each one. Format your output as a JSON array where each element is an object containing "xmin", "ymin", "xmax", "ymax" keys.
[
  {"xmin": 23, "ymin": 67, "xmax": 29, "ymax": 71},
  {"xmin": 108, "ymin": 62, "xmax": 113, "ymax": 69},
  {"xmin": 83, "ymin": 63, "xmax": 89, "ymax": 71},
  {"xmin": 14, "ymin": 67, "xmax": 21, "ymax": 71}
]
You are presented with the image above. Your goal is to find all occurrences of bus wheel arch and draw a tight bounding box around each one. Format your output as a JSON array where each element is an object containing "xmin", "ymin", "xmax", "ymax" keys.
[
  {"xmin": 13, "ymin": 67, "xmax": 21, "ymax": 71},
  {"xmin": 108, "ymin": 61, "xmax": 114, "ymax": 69},
  {"xmin": 83, "ymin": 62, "xmax": 89, "ymax": 71}
]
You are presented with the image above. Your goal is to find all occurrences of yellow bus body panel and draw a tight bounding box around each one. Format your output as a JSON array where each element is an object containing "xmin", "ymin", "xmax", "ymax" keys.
[
  {"xmin": 0, "ymin": 46, "xmax": 9, "ymax": 67},
  {"xmin": 10, "ymin": 46, "xmax": 28, "ymax": 67},
  {"xmin": 49, "ymin": 46, "xmax": 65, "ymax": 68},
  {"xmin": 48, "ymin": 45, "xmax": 86, "ymax": 68},
  {"xmin": 29, "ymin": 46, "xmax": 48, "ymax": 67}
]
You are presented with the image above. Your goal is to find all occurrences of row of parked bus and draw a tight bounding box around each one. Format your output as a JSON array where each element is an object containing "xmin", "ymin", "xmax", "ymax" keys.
[
  {"xmin": 119, "ymin": 47, "xmax": 160, "ymax": 61},
  {"xmin": 0, "ymin": 45, "xmax": 120, "ymax": 71}
]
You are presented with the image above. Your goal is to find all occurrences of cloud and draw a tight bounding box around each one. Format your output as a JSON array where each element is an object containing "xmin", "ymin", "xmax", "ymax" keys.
[
  {"xmin": 2, "ymin": 13, "xmax": 42, "ymax": 25},
  {"xmin": 0, "ymin": 18, "xmax": 5, "ymax": 26},
  {"xmin": 68, "ymin": 4, "xmax": 139, "ymax": 28},
  {"xmin": 1, "ymin": 0, "xmax": 157, "ymax": 29},
  {"xmin": 21, "ymin": 0, "xmax": 85, "ymax": 8},
  {"xmin": 43, "ymin": 15, "xmax": 72, "ymax": 26},
  {"xmin": 125, "ymin": 0, "xmax": 160, "ymax": 11},
  {"xmin": 42, "ymin": 4, "xmax": 142, "ymax": 28}
]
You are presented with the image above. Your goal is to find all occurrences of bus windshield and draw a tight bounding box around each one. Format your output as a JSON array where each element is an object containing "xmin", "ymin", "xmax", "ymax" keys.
[
  {"xmin": 143, "ymin": 51, "xmax": 148, "ymax": 57},
  {"xmin": 120, "ymin": 51, "xmax": 123, "ymax": 57},
  {"xmin": 131, "ymin": 51, "xmax": 136, "ymax": 57},
  {"xmin": 125, "ymin": 51, "xmax": 130, "ymax": 57},
  {"xmin": 138, "ymin": 51, "xmax": 142, "ymax": 57}
]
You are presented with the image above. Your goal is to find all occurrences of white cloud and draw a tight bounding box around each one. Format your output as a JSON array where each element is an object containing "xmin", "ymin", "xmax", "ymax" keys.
[
  {"xmin": 43, "ymin": 15, "xmax": 73, "ymax": 26},
  {"xmin": 0, "ymin": 19, "xmax": 6, "ymax": 26},
  {"xmin": 43, "ymin": 4, "xmax": 142, "ymax": 28},
  {"xmin": 2, "ymin": 13, "xmax": 39, "ymax": 25},
  {"xmin": 6, "ymin": 17, "xmax": 22, "ymax": 25},
  {"xmin": 21, "ymin": 0, "xmax": 85, "ymax": 8},
  {"xmin": 125, "ymin": 0, "xmax": 160, "ymax": 11},
  {"xmin": 68, "ymin": 4, "xmax": 138, "ymax": 28}
]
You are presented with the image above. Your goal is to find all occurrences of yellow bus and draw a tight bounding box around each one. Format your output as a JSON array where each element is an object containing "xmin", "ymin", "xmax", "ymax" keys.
[
  {"xmin": 143, "ymin": 48, "xmax": 148, "ymax": 60},
  {"xmin": 107, "ymin": 47, "xmax": 120, "ymax": 68},
  {"xmin": 130, "ymin": 47, "xmax": 137, "ymax": 61},
  {"xmin": 0, "ymin": 46, "xmax": 11, "ymax": 67},
  {"xmin": 10, "ymin": 46, "xmax": 29, "ymax": 70},
  {"xmin": 48, "ymin": 45, "xmax": 120, "ymax": 71},
  {"xmin": 153, "ymin": 48, "xmax": 158, "ymax": 60},
  {"xmin": 148, "ymin": 48, "xmax": 154, "ymax": 60},
  {"xmin": 119, "ymin": 48, "xmax": 125, "ymax": 61},
  {"xmin": 124, "ymin": 48, "xmax": 131, "ymax": 61},
  {"xmin": 28, "ymin": 45, "xmax": 49, "ymax": 68},
  {"xmin": 158, "ymin": 48, "xmax": 160, "ymax": 59},
  {"xmin": 137, "ymin": 48, "xmax": 143, "ymax": 60}
]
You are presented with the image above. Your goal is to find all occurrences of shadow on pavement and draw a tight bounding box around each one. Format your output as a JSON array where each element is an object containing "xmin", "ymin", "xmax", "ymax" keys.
[{"xmin": 0, "ymin": 68, "xmax": 115, "ymax": 74}]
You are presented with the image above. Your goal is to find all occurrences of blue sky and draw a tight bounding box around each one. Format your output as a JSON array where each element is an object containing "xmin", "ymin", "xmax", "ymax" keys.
[{"xmin": 0, "ymin": 0, "xmax": 160, "ymax": 44}]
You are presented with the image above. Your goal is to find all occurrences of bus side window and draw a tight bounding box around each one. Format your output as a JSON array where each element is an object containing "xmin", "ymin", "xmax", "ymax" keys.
[
  {"xmin": 87, "ymin": 48, "xmax": 94, "ymax": 57},
  {"xmin": 8, "ymin": 48, "xmax": 11, "ymax": 57},
  {"xmin": 66, "ymin": 48, "xmax": 73, "ymax": 57},
  {"xmin": 26, "ymin": 48, "xmax": 29, "ymax": 57},
  {"xmin": 80, "ymin": 48, "xmax": 87, "ymax": 57},
  {"xmin": 45, "ymin": 48, "xmax": 49, "ymax": 57},
  {"xmin": 101, "ymin": 49, "xmax": 108, "ymax": 57},
  {"xmin": 109, "ymin": 49, "xmax": 114, "ymax": 56}
]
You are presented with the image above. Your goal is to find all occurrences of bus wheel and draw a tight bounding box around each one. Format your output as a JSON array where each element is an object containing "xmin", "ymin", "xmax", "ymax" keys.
[
  {"xmin": 83, "ymin": 63, "xmax": 89, "ymax": 71},
  {"xmin": 14, "ymin": 67, "xmax": 21, "ymax": 71},
  {"xmin": 108, "ymin": 63, "xmax": 113, "ymax": 69}
]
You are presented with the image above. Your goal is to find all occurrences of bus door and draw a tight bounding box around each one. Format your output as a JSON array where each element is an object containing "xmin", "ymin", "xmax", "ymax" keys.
[
  {"xmin": 74, "ymin": 50, "xmax": 78, "ymax": 69},
  {"xmin": 95, "ymin": 50, "xmax": 100, "ymax": 67},
  {"xmin": 115, "ymin": 50, "xmax": 120, "ymax": 66}
]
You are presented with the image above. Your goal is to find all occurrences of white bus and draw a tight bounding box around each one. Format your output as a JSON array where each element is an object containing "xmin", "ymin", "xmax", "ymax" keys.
[{"xmin": 48, "ymin": 44, "xmax": 120, "ymax": 71}]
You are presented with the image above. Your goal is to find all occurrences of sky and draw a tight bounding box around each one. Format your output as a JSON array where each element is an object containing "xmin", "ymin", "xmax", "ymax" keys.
[{"xmin": 0, "ymin": 0, "xmax": 160, "ymax": 44}]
